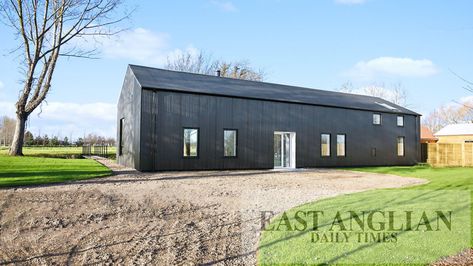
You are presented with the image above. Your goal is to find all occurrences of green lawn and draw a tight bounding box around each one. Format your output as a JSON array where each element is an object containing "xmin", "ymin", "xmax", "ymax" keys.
[
  {"xmin": 258, "ymin": 166, "xmax": 473, "ymax": 265},
  {"xmin": 0, "ymin": 155, "xmax": 112, "ymax": 187}
]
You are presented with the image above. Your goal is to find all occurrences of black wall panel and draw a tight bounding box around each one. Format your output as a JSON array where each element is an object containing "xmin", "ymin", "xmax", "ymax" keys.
[
  {"xmin": 116, "ymin": 68, "xmax": 141, "ymax": 170},
  {"xmin": 137, "ymin": 89, "xmax": 419, "ymax": 171}
]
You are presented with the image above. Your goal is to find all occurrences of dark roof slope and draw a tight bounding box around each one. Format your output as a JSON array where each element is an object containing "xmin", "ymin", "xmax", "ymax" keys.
[{"xmin": 129, "ymin": 64, "xmax": 419, "ymax": 115}]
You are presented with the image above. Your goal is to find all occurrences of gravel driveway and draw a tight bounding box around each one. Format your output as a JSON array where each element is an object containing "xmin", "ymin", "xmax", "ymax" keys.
[{"xmin": 0, "ymin": 159, "xmax": 425, "ymax": 265}]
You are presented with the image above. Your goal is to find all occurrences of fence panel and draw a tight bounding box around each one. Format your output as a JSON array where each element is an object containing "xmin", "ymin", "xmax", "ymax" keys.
[
  {"xmin": 466, "ymin": 143, "xmax": 473, "ymax": 166},
  {"xmin": 82, "ymin": 145, "xmax": 109, "ymax": 157},
  {"xmin": 427, "ymin": 143, "xmax": 473, "ymax": 167}
]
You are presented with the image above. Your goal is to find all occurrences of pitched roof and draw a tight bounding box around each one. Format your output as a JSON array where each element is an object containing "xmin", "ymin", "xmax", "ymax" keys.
[
  {"xmin": 129, "ymin": 65, "xmax": 420, "ymax": 115},
  {"xmin": 421, "ymin": 126, "xmax": 437, "ymax": 140},
  {"xmin": 435, "ymin": 123, "xmax": 473, "ymax": 136}
]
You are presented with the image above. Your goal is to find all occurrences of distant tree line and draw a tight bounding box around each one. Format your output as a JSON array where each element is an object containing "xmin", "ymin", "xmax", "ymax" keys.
[
  {"xmin": 0, "ymin": 116, "xmax": 115, "ymax": 147},
  {"xmin": 423, "ymin": 100, "xmax": 473, "ymax": 133},
  {"xmin": 23, "ymin": 132, "xmax": 115, "ymax": 147}
]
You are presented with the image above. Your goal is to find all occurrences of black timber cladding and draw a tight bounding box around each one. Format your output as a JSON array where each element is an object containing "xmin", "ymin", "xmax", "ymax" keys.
[{"xmin": 118, "ymin": 65, "xmax": 421, "ymax": 171}]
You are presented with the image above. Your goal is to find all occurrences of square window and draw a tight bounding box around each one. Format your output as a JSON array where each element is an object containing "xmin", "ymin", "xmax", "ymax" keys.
[
  {"xmin": 373, "ymin": 114, "xmax": 382, "ymax": 125},
  {"xmin": 397, "ymin": 116, "xmax": 404, "ymax": 127}
]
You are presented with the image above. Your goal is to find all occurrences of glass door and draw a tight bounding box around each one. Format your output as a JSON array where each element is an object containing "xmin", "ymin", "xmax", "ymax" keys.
[
  {"xmin": 274, "ymin": 132, "xmax": 296, "ymax": 168},
  {"xmin": 282, "ymin": 133, "xmax": 291, "ymax": 167},
  {"xmin": 274, "ymin": 134, "xmax": 282, "ymax": 167}
]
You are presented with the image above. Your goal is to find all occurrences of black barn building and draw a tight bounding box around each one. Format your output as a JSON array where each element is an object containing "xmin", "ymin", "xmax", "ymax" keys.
[{"xmin": 117, "ymin": 65, "xmax": 421, "ymax": 171}]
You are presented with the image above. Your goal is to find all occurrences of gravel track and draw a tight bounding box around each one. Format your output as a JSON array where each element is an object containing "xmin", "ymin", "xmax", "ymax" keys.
[{"xmin": 0, "ymin": 159, "xmax": 425, "ymax": 265}]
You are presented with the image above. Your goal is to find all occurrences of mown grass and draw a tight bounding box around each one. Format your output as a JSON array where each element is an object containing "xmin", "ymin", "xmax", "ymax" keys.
[
  {"xmin": 0, "ymin": 153, "xmax": 112, "ymax": 187},
  {"xmin": 258, "ymin": 165, "xmax": 473, "ymax": 265}
]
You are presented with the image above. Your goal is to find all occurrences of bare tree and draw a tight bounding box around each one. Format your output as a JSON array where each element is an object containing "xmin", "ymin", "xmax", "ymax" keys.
[
  {"xmin": 423, "ymin": 101, "xmax": 473, "ymax": 133},
  {"xmin": 424, "ymin": 69, "xmax": 473, "ymax": 133},
  {"xmin": 1, "ymin": 0, "xmax": 129, "ymax": 156},
  {"xmin": 337, "ymin": 82, "xmax": 408, "ymax": 107},
  {"xmin": 0, "ymin": 116, "xmax": 16, "ymax": 146},
  {"xmin": 165, "ymin": 51, "xmax": 218, "ymax": 75},
  {"xmin": 165, "ymin": 50, "xmax": 266, "ymax": 81},
  {"xmin": 390, "ymin": 83, "xmax": 408, "ymax": 107},
  {"xmin": 450, "ymin": 69, "xmax": 473, "ymax": 94}
]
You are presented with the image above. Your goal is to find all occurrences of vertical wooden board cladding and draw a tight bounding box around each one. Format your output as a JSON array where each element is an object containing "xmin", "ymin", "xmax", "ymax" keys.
[
  {"xmin": 140, "ymin": 89, "xmax": 155, "ymax": 171},
  {"xmin": 137, "ymin": 90, "xmax": 419, "ymax": 171},
  {"xmin": 117, "ymin": 67, "xmax": 141, "ymax": 170},
  {"xmin": 156, "ymin": 91, "xmax": 182, "ymax": 170}
]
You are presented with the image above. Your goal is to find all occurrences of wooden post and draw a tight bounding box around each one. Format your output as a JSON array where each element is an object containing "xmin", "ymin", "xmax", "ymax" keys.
[
  {"xmin": 462, "ymin": 142, "xmax": 465, "ymax": 167},
  {"xmin": 436, "ymin": 143, "xmax": 439, "ymax": 167}
]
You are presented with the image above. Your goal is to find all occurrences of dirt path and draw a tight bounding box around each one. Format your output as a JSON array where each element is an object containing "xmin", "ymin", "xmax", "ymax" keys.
[{"xmin": 0, "ymin": 160, "xmax": 425, "ymax": 265}]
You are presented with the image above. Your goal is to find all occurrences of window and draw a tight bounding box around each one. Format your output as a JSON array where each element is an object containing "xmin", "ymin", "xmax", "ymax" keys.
[
  {"xmin": 337, "ymin": 134, "xmax": 346, "ymax": 157},
  {"xmin": 371, "ymin": 148, "xmax": 377, "ymax": 157},
  {"xmin": 375, "ymin": 102, "xmax": 398, "ymax": 111},
  {"xmin": 183, "ymin": 128, "xmax": 199, "ymax": 157},
  {"xmin": 119, "ymin": 118, "xmax": 124, "ymax": 156},
  {"xmin": 321, "ymin": 134, "xmax": 331, "ymax": 157},
  {"xmin": 397, "ymin": 137, "xmax": 405, "ymax": 157},
  {"xmin": 224, "ymin": 129, "xmax": 237, "ymax": 157},
  {"xmin": 373, "ymin": 114, "xmax": 382, "ymax": 125},
  {"xmin": 397, "ymin": 116, "xmax": 404, "ymax": 127}
]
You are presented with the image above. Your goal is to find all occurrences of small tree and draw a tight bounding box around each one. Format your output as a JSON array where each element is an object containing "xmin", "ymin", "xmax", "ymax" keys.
[
  {"xmin": 75, "ymin": 137, "xmax": 84, "ymax": 146},
  {"xmin": 1, "ymin": 0, "xmax": 129, "ymax": 155},
  {"xmin": 63, "ymin": 136, "xmax": 69, "ymax": 146},
  {"xmin": 34, "ymin": 135, "xmax": 43, "ymax": 146},
  {"xmin": 24, "ymin": 131, "xmax": 34, "ymax": 146},
  {"xmin": 51, "ymin": 136, "xmax": 59, "ymax": 146},
  {"xmin": 42, "ymin": 134, "xmax": 49, "ymax": 146}
]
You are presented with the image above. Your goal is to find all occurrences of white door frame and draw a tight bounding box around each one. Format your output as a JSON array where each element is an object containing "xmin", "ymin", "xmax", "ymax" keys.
[{"xmin": 274, "ymin": 131, "xmax": 296, "ymax": 168}]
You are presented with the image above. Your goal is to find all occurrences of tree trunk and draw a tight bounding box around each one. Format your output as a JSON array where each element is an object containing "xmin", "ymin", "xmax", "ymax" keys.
[{"xmin": 9, "ymin": 114, "xmax": 27, "ymax": 156}]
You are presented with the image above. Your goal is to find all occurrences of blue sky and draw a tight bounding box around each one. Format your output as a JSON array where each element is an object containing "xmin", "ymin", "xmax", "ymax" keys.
[{"xmin": 0, "ymin": 0, "xmax": 472, "ymax": 139}]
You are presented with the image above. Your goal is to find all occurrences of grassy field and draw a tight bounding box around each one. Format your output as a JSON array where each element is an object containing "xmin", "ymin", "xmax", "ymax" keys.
[
  {"xmin": 0, "ymin": 146, "xmax": 116, "ymax": 158},
  {"xmin": 0, "ymin": 155, "xmax": 111, "ymax": 187},
  {"xmin": 258, "ymin": 166, "xmax": 473, "ymax": 265}
]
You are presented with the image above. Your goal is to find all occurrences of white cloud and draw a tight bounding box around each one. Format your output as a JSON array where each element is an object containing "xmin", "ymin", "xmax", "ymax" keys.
[
  {"xmin": 96, "ymin": 28, "xmax": 170, "ymax": 64},
  {"xmin": 211, "ymin": 0, "xmax": 238, "ymax": 12},
  {"xmin": 32, "ymin": 102, "xmax": 116, "ymax": 122},
  {"xmin": 166, "ymin": 45, "xmax": 200, "ymax": 63},
  {"xmin": 335, "ymin": 0, "xmax": 367, "ymax": 5},
  {"xmin": 460, "ymin": 95, "xmax": 473, "ymax": 102},
  {"xmin": 345, "ymin": 57, "xmax": 439, "ymax": 81},
  {"xmin": 0, "ymin": 101, "xmax": 116, "ymax": 139},
  {"xmin": 0, "ymin": 81, "xmax": 5, "ymax": 99},
  {"xmin": 74, "ymin": 27, "xmax": 200, "ymax": 66}
]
